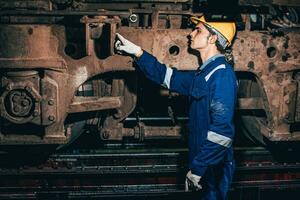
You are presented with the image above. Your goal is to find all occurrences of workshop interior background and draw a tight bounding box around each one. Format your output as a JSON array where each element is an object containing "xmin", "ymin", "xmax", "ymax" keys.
[{"xmin": 0, "ymin": 0, "xmax": 300, "ymax": 199}]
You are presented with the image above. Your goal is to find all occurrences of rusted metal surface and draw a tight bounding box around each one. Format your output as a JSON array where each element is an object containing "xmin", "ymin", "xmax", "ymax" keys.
[
  {"xmin": 232, "ymin": 30, "xmax": 300, "ymax": 140},
  {"xmin": 69, "ymin": 97, "xmax": 122, "ymax": 114},
  {"xmin": 237, "ymin": 98, "xmax": 265, "ymax": 110},
  {"xmin": 0, "ymin": 1, "xmax": 299, "ymax": 146}
]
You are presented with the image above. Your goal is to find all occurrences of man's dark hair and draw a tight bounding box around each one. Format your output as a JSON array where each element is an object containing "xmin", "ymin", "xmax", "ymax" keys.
[{"xmin": 203, "ymin": 24, "xmax": 234, "ymax": 66}]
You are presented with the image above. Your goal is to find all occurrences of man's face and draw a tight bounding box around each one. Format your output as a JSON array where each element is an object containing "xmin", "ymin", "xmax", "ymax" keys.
[{"xmin": 189, "ymin": 22, "xmax": 211, "ymax": 50}]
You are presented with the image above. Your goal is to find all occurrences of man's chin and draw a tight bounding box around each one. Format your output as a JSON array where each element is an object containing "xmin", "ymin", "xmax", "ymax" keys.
[{"xmin": 189, "ymin": 44, "xmax": 195, "ymax": 49}]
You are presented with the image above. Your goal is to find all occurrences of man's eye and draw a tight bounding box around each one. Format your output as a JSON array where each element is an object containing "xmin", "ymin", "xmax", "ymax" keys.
[{"xmin": 194, "ymin": 29, "xmax": 201, "ymax": 34}]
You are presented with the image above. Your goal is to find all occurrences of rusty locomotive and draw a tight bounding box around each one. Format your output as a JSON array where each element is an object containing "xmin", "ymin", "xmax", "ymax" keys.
[{"xmin": 0, "ymin": 0, "xmax": 299, "ymax": 152}]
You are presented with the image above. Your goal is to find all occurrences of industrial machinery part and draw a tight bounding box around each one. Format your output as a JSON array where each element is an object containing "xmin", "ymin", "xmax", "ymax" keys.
[{"xmin": 0, "ymin": 0, "xmax": 299, "ymax": 148}]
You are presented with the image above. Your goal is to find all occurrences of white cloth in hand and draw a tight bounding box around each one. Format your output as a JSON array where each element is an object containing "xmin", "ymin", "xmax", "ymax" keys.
[
  {"xmin": 185, "ymin": 170, "xmax": 202, "ymax": 191},
  {"xmin": 115, "ymin": 33, "xmax": 142, "ymax": 57}
]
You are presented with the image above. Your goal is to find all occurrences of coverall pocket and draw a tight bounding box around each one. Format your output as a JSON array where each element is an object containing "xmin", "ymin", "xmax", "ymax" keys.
[
  {"xmin": 190, "ymin": 76, "xmax": 208, "ymax": 99},
  {"xmin": 190, "ymin": 87, "xmax": 208, "ymax": 99}
]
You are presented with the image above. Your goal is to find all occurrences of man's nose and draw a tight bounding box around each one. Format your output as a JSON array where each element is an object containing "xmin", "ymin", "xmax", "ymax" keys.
[{"xmin": 189, "ymin": 30, "xmax": 195, "ymax": 38}]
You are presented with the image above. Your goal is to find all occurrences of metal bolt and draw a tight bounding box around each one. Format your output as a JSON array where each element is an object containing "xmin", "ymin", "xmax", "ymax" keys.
[
  {"xmin": 48, "ymin": 115, "xmax": 55, "ymax": 121},
  {"xmin": 12, "ymin": 95, "xmax": 19, "ymax": 102},
  {"xmin": 66, "ymin": 162, "xmax": 73, "ymax": 169},
  {"xmin": 52, "ymin": 162, "xmax": 58, "ymax": 169},
  {"xmin": 13, "ymin": 106, "xmax": 20, "ymax": 113},
  {"xmin": 285, "ymin": 99, "xmax": 290, "ymax": 104},
  {"xmin": 285, "ymin": 114, "xmax": 290, "ymax": 119},
  {"xmin": 27, "ymin": 27, "xmax": 33, "ymax": 35},
  {"xmin": 48, "ymin": 99, "xmax": 54, "ymax": 106},
  {"xmin": 21, "ymin": 100, "xmax": 30, "ymax": 106},
  {"xmin": 33, "ymin": 110, "xmax": 39, "ymax": 117},
  {"xmin": 6, "ymin": 84, "xmax": 12, "ymax": 91},
  {"xmin": 66, "ymin": 127, "xmax": 72, "ymax": 137},
  {"xmin": 24, "ymin": 86, "xmax": 31, "ymax": 92},
  {"xmin": 113, "ymin": 110, "xmax": 123, "ymax": 119},
  {"xmin": 129, "ymin": 14, "xmax": 138, "ymax": 23},
  {"xmin": 102, "ymin": 131, "xmax": 110, "ymax": 139}
]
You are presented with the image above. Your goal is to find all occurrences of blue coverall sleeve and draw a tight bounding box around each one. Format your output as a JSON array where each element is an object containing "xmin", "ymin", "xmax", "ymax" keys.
[
  {"xmin": 135, "ymin": 51, "xmax": 195, "ymax": 96},
  {"xmin": 190, "ymin": 69, "xmax": 237, "ymax": 176}
]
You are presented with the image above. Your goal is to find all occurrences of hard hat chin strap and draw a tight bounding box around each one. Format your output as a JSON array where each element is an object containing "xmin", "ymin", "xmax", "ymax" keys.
[{"xmin": 215, "ymin": 33, "xmax": 228, "ymax": 49}]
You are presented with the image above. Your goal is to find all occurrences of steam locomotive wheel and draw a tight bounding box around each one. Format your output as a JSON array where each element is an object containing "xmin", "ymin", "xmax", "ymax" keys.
[{"xmin": 238, "ymin": 78, "xmax": 267, "ymax": 146}]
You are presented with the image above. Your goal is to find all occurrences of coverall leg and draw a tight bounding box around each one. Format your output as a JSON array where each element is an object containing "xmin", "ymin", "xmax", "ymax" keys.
[{"xmin": 201, "ymin": 161, "xmax": 235, "ymax": 200}]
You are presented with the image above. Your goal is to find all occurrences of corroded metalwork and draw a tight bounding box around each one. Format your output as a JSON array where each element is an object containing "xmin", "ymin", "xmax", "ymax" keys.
[{"xmin": 0, "ymin": 0, "xmax": 299, "ymax": 146}]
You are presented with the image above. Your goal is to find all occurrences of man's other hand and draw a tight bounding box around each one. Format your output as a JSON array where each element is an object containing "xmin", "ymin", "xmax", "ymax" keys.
[{"xmin": 185, "ymin": 170, "xmax": 202, "ymax": 191}]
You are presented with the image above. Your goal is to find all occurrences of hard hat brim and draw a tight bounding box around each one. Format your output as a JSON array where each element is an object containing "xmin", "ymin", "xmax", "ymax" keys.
[{"xmin": 190, "ymin": 16, "xmax": 204, "ymax": 25}]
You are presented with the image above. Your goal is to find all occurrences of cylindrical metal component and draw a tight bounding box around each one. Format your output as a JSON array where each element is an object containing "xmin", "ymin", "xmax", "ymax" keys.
[
  {"xmin": 133, "ymin": 125, "xmax": 182, "ymax": 140},
  {"xmin": 143, "ymin": 126, "xmax": 182, "ymax": 139}
]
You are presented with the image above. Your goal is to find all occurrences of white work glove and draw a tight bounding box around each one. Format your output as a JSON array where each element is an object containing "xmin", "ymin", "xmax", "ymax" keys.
[
  {"xmin": 115, "ymin": 33, "xmax": 143, "ymax": 57},
  {"xmin": 185, "ymin": 170, "xmax": 202, "ymax": 191}
]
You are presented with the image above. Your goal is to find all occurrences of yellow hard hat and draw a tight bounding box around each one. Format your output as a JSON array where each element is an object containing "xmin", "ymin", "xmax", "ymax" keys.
[{"xmin": 190, "ymin": 16, "xmax": 236, "ymax": 48}]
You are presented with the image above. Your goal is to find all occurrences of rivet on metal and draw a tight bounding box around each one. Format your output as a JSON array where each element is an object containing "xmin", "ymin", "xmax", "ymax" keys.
[
  {"xmin": 24, "ymin": 86, "xmax": 31, "ymax": 92},
  {"xmin": 48, "ymin": 99, "xmax": 54, "ymax": 106},
  {"xmin": 129, "ymin": 14, "xmax": 138, "ymax": 23},
  {"xmin": 48, "ymin": 115, "xmax": 55, "ymax": 121},
  {"xmin": 33, "ymin": 110, "xmax": 39, "ymax": 117}
]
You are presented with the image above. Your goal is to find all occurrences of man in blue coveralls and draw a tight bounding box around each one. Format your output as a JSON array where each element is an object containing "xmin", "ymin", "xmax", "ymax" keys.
[{"xmin": 115, "ymin": 15, "xmax": 237, "ymax": 200}]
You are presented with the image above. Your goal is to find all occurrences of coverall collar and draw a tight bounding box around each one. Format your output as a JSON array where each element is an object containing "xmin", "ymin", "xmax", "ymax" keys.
[{"xmin": 199, "ymin": 54, "xmax": 224, "ymax": 71}]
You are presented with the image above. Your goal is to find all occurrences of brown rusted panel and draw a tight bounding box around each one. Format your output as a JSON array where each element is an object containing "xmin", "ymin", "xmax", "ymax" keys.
[
  {"xmin": 232, "ymin": 30, "xmax": 300, "ymax": 140},
  {"xmin": 237, "ymin": 98, "xmax": 265, "ymax": 110},
  {"xmin": 0, "ymin": 25, "xmax": 59, "ymax": 59},
  {"xmin": 233, "ymin": 31, "xmax": 300, "ymax": 73},
  {"xmin": 295, "ymin": 73, "xmax": 300, "ymax": 122},
  {"xmin": 281, "ymin": 82, "xmax": 297, "ymax": 123},
  {"xmin": 116, "ymin": 28, "xmax": 199, "ymax": 70},
  {"xmin": 0, "ymin": 0, "xmax": 52, "ymax": 10},
  {"xmin": 69, "ymin": 96, "xmax": 122, "ymax": 113},
  {"xmin": 0, "ymin": 2, "xmax": 300, "ymax": 145},
  {"xmin": 0, "ymin": 26, "xmax": 299, "ymax": 143}
]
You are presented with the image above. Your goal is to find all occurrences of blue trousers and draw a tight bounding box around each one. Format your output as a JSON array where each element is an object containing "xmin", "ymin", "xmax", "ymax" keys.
[{"xmin": 200, "ymin": 161, "xmax": 235, "ymax": 200}]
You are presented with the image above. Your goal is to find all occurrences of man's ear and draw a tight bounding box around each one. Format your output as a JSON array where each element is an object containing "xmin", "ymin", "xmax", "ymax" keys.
[{"xmin": 209, "ymin": 34, "xmax": 218, "ymax": 44}]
